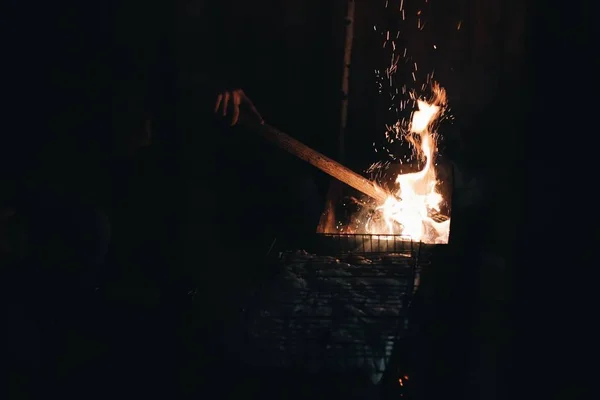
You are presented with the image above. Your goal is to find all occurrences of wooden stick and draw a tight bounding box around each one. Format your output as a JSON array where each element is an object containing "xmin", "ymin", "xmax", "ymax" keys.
[{"xmin": 241, "ymin": 120, "xmax": 390, "ymax": 203}]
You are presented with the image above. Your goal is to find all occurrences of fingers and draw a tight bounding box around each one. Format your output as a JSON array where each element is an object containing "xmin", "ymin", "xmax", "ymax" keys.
[
  {"xmin": 215, "ymin": 89, "xmax": 264, "ymax": 126},
  {"xmin": 231, "ymin": 91, "xmax": 241, "ymax": 126},
  {"xmin": 214, "ymin": 92, "xmax": 231, "ymax": 116},
  {"xmin": 214, "ymin": 93, "xmax": 223, "ymax": 113},
  {"xmin": 222, "ymin": 92, "xmax": 230, "ymax": 116}
]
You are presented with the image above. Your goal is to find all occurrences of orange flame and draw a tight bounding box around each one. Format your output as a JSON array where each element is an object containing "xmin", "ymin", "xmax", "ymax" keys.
[{"xmin": 365, "ymin": 84, "xmax": 450, "ymax": 244}]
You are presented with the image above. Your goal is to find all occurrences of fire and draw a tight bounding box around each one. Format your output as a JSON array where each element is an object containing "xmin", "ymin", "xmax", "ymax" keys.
[
  {"xmin": 334, "ymin": 2, "xmax": 453, "ymax": 243},
  {"xmin": 363, "ymin": 84, "xmax": 450, "ymax": 244}
]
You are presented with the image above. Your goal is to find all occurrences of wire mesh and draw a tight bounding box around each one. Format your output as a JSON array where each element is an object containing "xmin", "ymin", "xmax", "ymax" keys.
[
  {"xmin": 315, "ymin": 233, "xmax": 419, "ymax": 259},
  {"xmin": 241, "ymin": 235, "xmax": 420, "ymax": 383}
]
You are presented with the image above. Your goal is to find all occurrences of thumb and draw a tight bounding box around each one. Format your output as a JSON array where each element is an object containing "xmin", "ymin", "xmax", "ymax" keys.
[{"xmin": 240, "ymin": 92, "xmax": 264, "ymax": 125}]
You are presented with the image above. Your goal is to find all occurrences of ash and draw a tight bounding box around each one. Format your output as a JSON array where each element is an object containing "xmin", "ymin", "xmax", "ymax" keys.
[{"xmin": 245, "ymin": 250, "xmax": 415, "ymax": 384}]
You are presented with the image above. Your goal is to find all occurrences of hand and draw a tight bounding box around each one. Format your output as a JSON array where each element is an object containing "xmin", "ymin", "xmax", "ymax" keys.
[{"xmin": 214, "ymin": 89, "xmax": 264, "ymax": 126}]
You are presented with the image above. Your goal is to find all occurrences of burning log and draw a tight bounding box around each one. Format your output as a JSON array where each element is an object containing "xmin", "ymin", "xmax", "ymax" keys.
[{"xmin": 241, "ymin": 119, "xmax": 390, "ymax": 203}]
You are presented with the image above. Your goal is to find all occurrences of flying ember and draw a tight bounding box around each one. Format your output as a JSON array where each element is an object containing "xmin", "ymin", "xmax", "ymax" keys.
[
  {"xmin": 349, "ymin": 84, "xmax": 451, "ymax": 244},
  {"xmin": 331, "ymin": 0, "xmax": 452, "ymax": 244}
]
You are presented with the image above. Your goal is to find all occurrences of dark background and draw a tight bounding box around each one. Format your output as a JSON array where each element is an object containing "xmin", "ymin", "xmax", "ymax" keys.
[
  {"xmin": 2, "ymin": 0, "xmax": 591, "ymax": 398},
  {"xmin": 3, "ymin": 0, "xmax": 526, "ymax": 196}
]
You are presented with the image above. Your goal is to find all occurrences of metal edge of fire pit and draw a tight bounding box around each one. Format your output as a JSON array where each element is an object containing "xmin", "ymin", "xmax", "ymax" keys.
[{"xmin": 312, "ymin": 233, "xmax": 418, "ymax": 258}]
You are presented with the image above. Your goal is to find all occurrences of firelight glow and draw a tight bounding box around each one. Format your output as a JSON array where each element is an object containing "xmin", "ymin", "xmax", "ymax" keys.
[
  {"xmin": 363, "ymin": 84, "xmax": 450, "ymax": 244},
  {"xmin": 335, "ymin": 0, "xmax": 452, "ymax": 244}
]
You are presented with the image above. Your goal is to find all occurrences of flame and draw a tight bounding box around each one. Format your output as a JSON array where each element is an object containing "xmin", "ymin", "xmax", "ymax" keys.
[{"xmin": 365, "ymin": 84, "xmax": 450, "ymax": 244}]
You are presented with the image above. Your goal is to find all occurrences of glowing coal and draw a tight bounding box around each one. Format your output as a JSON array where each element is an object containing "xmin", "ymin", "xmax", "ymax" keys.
[{"xmin": 347, "ymin": 84, "xmax": 451, "ymax": 244}]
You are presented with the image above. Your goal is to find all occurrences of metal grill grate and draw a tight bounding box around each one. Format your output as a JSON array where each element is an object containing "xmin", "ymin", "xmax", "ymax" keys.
[
  {"xmin": 241, "ymin": 235, "xmax": 421, "ymax": 383},
  {"xmin": 315, "ymin": 233, "xmax": 419, "ymax": 258}
]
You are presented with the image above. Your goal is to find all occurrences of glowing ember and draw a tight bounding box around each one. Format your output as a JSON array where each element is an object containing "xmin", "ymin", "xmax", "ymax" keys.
[
  {"xmin": 372, "ymin": 84, "xmax": 450, "ymax": 244},
  {"xmin": 334, "ymin": 1, "xmax": 452, "ymax": 244},
  {"xmin": 345, "ymin": 84, "xmax": 450, "ymax": 244}
]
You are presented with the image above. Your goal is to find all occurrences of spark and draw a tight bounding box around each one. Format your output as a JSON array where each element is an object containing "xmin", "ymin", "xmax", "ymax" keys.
[
  {"xmin": 345, "ymin": 0, "xmax": 452, "ymax": 241},
  {"xmin": 457, "ymin": 21, "xmax": 462, "ymax": 30}
]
